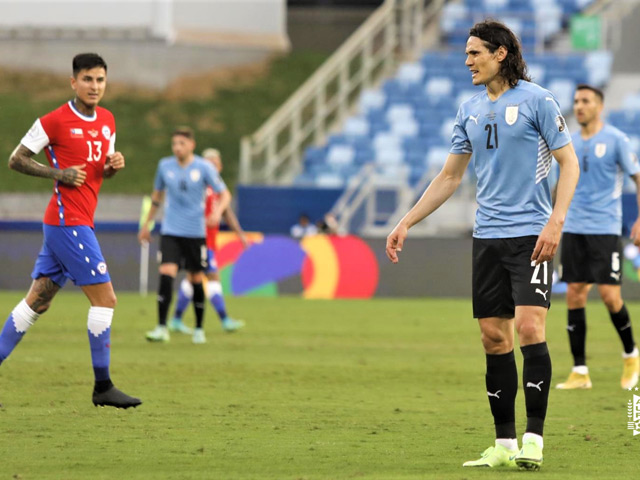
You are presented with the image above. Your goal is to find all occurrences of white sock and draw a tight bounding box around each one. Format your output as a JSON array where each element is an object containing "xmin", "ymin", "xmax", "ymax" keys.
[
  {"xmin": 495, "ymin": 438, "xmax": 518, "ymax": 451},
  {"xmin": 572, "ymin": 365, "xmax": 589, "ymax": 375},
  {"xmin": 623, "ymin": 346, "xmax": 639, "ymax": 359},
  {"xmin": 12, "ymin": 299, "xmax": 39, "ymax": 333},
  {"xmin": 206, "ymin": 280, "xmax": 223, "ymax": 300},
  {"xmin": 87, "ymin": 306, "xmax": 113, "ymax": 337},
  {"xmin": 522, "ymin": 432, "xmax": 543, "ymax": 449},
  {"xmin": 180, "ymin": 278, "xmax": 194, "ymax": 298}
]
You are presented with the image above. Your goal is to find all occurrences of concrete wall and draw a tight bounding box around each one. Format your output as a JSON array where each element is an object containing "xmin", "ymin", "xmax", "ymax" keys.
[{"xmin": 0, "ymin": 0, "xmax": 288, "ymax": 88}]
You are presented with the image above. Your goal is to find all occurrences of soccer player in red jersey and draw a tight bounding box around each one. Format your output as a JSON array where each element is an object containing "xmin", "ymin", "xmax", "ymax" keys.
[
  {"xmin": 0, "ymin": 53, "xmax": 141, "ymax": 409},
  {"xmin": 170, "ymin": 148, "xmax": 248, "ymax": 336}
]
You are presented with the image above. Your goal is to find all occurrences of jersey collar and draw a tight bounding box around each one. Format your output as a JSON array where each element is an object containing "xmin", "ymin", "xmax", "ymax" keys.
[{"xmin": 68, "ymin": 100, "xmax": 97, "ymax": 122}]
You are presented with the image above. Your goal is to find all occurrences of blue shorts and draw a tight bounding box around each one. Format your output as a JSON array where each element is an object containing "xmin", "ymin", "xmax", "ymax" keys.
[
  {"xmin": 206, "ymin": 248, "xmax": 218, "ymax": 274},
  {"xmin": 31, "ymin": 225, "xmax": 111, "ymax": 287}
]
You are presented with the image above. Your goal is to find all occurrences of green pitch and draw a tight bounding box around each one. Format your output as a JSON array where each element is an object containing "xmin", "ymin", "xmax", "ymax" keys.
[{"xmin": 0, "ymin": 292, "xmax": 636, "ymax": 479}]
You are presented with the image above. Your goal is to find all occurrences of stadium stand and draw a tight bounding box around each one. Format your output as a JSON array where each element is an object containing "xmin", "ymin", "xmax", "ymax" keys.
[{"xmin": 294, "ymin": 0, "xmax": 612, "ymax": 194}]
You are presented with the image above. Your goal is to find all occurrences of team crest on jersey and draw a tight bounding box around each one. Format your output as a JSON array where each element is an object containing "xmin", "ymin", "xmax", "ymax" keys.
[
  {"xmin": 97, "ymin": 262, "xmax": 108, "ymax": 274},
  {"xmin": 595, "ymin": 143, "xmax": 607, "ymax": 158},
  {"xmin": 190, "ymin": 169, "xmax": 201, "ymax": 182},
  {"xmin": 88, "ymin": 129, "xmax": 99, "ymax": 138},
  {"xmin": 70, "ymin": 128, "xmax": 83, "ymax": 138},
  {"xmin": 555, "ymin": 115, "xmax": 566, "ymax": 132},
  {"xmin": 505, "ymin": 105, "xmax": 519, "ymax": 125},
  {"xmin": 102, "ymin": 126, "xmax": 111, "ymax": 140}
]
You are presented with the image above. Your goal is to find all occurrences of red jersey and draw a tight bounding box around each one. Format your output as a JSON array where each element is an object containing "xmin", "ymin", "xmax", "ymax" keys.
[
  {"xmin": 21, "ymin": 101, "xmax": 116, "ymax": 228},
  {"xmin": 205, "ymin": 187, "xmax": 220, "ymax": 250}
]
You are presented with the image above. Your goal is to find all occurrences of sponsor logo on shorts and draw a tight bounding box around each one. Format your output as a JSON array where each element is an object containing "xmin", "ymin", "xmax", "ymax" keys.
[{"xmin": 97, "ymin": 262, "xmax": 108, "ymax": 274}]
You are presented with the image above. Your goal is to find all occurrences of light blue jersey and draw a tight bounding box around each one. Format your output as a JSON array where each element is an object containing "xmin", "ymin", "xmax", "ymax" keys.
[
  {"xmin": 450, "ymin": 80, "xmax": 572, "ymax": 239},
  {"xmin": 564, "ymin": 125, "xmax": 640, "ymax": 235},
  {"xmin": 154, "ymin": 155, "xmax": 227, "ymax": 238}
]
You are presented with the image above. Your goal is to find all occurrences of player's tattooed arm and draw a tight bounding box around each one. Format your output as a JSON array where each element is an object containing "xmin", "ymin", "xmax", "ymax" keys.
[{"xmin": 9, "ymin": 144, "xmax": 86, "ymax": 187}]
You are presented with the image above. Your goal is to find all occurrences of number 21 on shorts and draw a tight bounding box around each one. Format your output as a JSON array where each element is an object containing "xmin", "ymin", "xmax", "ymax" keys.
[{"xmin": 530, "ymin": 260, "xmax": 548, "ymax": 285}]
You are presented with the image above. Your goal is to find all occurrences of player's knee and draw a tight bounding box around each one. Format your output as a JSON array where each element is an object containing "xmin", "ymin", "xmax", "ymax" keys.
[
  {"xmin": 101, "ymin": 292, "xmax": 117, "ymax": 309},
  {"xmin": 601, "ymin": 293, "xmax": 621, "ymax": 312},
  {"xmin": 567, "ymin": 285, "xmax": 588, "ymax": 306},
  {"xmin": 517, "ymin": 321, "xmax": 544, "ymax": 344},
  {"xmin": 481, "ymin": 329, "xmax": 510, "ymax": 353}
]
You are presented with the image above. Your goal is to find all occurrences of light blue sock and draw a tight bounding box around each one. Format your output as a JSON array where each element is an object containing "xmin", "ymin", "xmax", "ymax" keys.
[
  {"xmin": 173, "ymin": 279, "xmax": 193, "ymax": 320},
  {"xmin": 207, "ymin": 280, "xmax": 228, "ymax": 321},
  {"xmin": 87, "ymin": 307, "xmax": 112, "ymax": 382},
  {"xmin": 0, "ymin": 300, "xmax": 38, "ymax": 364}
]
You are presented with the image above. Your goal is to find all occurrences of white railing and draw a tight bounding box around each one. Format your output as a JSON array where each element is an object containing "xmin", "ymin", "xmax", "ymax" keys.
[
  {"xmin": 330, "ymin": 164, "xmax": 475, "ymax": 237},
  {"xmin": 239, "ymin": 0, "xmax": 431, "ymax": 185}
]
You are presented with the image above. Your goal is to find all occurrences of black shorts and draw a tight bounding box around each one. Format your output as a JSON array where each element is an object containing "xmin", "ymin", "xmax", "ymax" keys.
[
  {"xmin": 560, "ymin": 233, "xmax": 622, "ymax": 285},
  {"xmin": 159, "ymin": 235, "xmax": 208, "ymax": 273},
  {"xmin": 472, "ymin": 236, "xmax": 552, "ymax": 318}
]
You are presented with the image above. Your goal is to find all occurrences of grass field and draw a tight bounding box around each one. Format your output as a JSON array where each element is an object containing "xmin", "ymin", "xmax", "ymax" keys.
[{"xmin": 0, "ymin": 292, "xmax": 637, "ymax": 479}]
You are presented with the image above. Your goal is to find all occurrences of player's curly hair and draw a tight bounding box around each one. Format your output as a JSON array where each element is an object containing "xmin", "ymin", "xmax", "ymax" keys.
[{"xmin": 469, "ymin": 19, "xmax": 531, "ymax": 88}]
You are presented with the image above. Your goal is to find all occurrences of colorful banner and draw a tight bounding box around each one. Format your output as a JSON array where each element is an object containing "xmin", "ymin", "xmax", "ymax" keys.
[{"xmin": 216, "ymin": 232, "xmax": 379, "ymax": 298}]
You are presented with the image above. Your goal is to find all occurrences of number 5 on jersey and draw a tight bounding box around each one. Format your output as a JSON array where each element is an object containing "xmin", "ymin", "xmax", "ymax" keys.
[{"xmin": 86, "ymin": 140, "xmax": 102, "ymax": 162}]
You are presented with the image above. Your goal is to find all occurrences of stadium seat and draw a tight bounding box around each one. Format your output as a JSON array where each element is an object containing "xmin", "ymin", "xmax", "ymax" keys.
[
  {"xmin": 327, "ymin": 144, "xmax": 355, "ymax": 167},
  {"xmin": 343, "ymin": 116, "xmax": 370, "ymax": 137},
  {"xmin": 359, "ymin": 89, "xmax": 386, "ymax": 113},
  {"xmin": 396, "ymin": 62, "xmax": 425, "ymax": 85},
  {"xmin": 547, "ymin": 78, "xmax": 577, "ymax": 113},
  {"xmin": 425, "ymin": 77, "xmax": 454, "ymax": 98}
]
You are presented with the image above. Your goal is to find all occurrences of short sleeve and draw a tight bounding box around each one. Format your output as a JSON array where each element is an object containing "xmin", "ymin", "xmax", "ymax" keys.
[
  {"xmin": 450, "ymin": 107, "xmax": 472, "ymax": 154},
  {"xmin": 617, "ymin": 133, "xmax": 640, "ymax": 176},
  {"xmin": 153, "ymin": 163, "xmax": 165, "ymax": 191},
  {"xmin": 108, "ymin": 133, "xmax": 116, "ymax": 155},
  {"xmin": 20, "ymin": 118, "xmax": 50, "ymax": 154},
  {"xmin": 535, "ymin": 94, "xmax": 572, "ymax": 151},
  {"xmin": 204, "ymin": 163, "xmax": 227, "ymax": 193}
]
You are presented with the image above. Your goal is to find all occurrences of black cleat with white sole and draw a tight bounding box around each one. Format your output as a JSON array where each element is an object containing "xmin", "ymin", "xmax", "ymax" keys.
[{"xmin": 92, "ymin": 386, "xmax": 142, "ymax": 409}]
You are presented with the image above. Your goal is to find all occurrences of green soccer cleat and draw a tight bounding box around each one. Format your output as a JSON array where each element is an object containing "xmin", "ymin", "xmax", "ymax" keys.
[
  {"xmin": 145, "ymin": 325, "xmax": 170, "ymax": 343},
  {"xmin": 462, "ymin": 444, "xmax": 518, "ymax": 468},
  {"xmin": 221, "ymin": 317, "xmax": 245, "ymax": 333},
  {"xmin": 192, "ymin": 328, "xmax": 207, "ymax": 344},
  {"xmin": 514, "ymin": 440, "xmax": 543, "ymax": 471},
  {"xmin": 168, "ymin": 318, "xmax": 193, "ymax": 335}
]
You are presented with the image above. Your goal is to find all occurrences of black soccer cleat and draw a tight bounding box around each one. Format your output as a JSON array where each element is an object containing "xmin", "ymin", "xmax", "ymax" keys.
[{"xmin": 92, "ymin": 386, "xmax": 142, "ymax": 409}]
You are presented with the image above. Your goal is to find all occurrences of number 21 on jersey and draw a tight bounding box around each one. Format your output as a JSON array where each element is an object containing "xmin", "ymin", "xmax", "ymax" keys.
[{"xmin": 86, "ymin": 140, "xmax": 102, "ymax": 162}]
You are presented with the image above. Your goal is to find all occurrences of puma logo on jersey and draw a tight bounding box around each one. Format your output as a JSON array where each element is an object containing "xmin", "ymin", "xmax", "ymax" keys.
[
  {"xmin": 610, "ymin": 272, "xmax": 621, "ymax": 281},
  {"xmin": 526, "ymin": 381, "xmax": 544, "ymax": 391},
  {"xmin": 487, "ymin": 390, "xmax": 501, "ymax": 399},
  {"xmin": 535, "ymin": 288, "xmax": 548, "ymax": 300},
  {"xmin": 469, "ymin": 114, "xmax": 479, "ymax": 125}
]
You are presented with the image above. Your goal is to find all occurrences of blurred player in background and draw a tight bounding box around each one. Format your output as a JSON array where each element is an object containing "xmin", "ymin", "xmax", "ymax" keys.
[
  {"xmin": 169, "ymin": 148, "xmax": 247, "ymax": 334},
  {"xmin": 139, "ymin": 128, "xmax": 230, "ymax": 344},
  {"xmin": 0, "ymin": 53, "xmax": 141, "ymax": 409},
  {"xmin": 386, "ymin": 20, "xmax": 580, "ymax": 470},
  {"xmin": 556, "ymin": 84, "xmax": 640, "ymax": 391}
]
